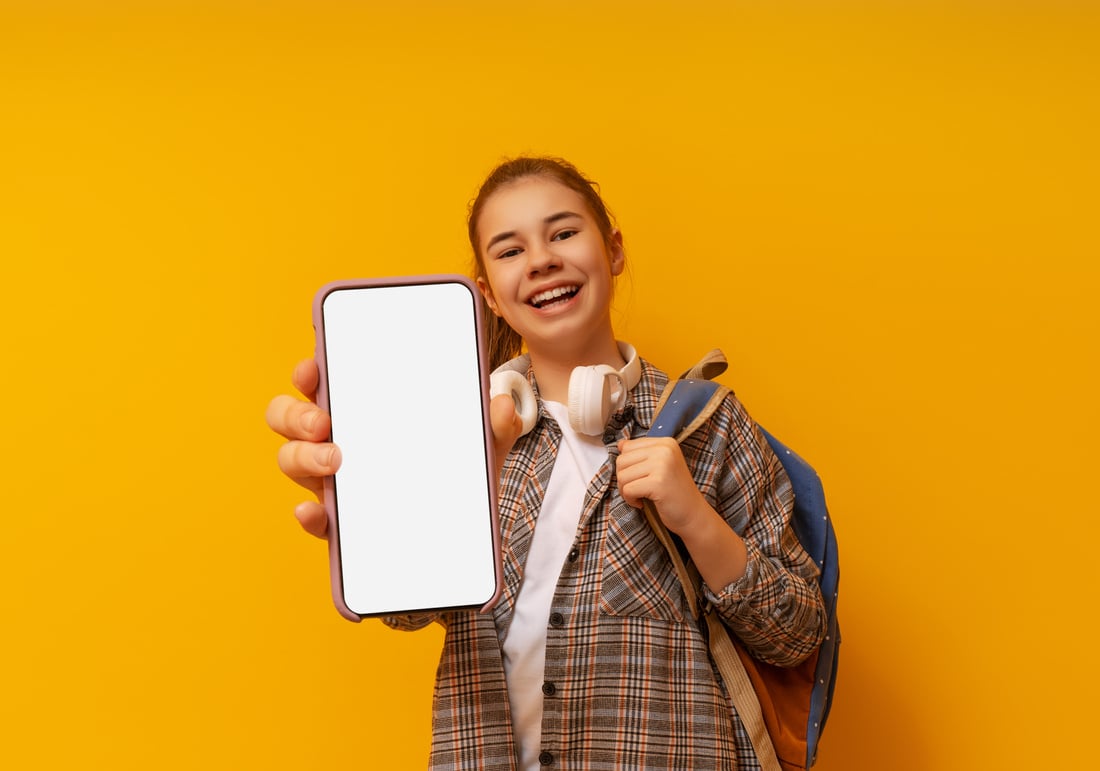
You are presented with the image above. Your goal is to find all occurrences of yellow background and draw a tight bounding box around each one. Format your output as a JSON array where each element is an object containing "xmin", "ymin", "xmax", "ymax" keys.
[{"xmin": 3, "ymin": 2, "xmax": 1097, "ymax": 768}]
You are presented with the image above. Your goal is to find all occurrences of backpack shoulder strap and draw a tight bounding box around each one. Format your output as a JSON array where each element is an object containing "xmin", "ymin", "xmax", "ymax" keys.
[
  {"xmin": 642, "ymin": 356, "xmax": 784, "ymax": 771},
  {"xmin": 649, "ymin": 351, "xmax": 839, "ymax": 770},
  {"xmin": 647, "ymin": 377, "xmax": 730, "ymax": 440},
  {"xmin": 677, "ymin": 348, "xmax": 730, "ymax": 381}
]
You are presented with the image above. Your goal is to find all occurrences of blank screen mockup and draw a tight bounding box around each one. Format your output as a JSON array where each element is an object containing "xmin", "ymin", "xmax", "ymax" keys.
[{"xmin": 320, "ymin": 280, "xmax": 497, "ymax": 616}]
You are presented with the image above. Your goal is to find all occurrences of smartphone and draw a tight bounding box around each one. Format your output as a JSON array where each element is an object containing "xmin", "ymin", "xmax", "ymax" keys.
[{"xmin": 312, "ymin": 276, "xmax": 502, "ymax": 621}]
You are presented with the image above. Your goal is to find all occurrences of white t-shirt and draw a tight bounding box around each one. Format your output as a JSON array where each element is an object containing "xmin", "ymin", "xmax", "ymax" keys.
[{"xmin": 501, "ymin": 400, "xmax": 609, "ymax": 771}]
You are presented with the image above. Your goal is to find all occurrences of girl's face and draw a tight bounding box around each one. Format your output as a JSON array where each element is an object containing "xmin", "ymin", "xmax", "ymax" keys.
[{"xmin": 475, "ymin": 176, "xmax": 624, "ymax": 361}]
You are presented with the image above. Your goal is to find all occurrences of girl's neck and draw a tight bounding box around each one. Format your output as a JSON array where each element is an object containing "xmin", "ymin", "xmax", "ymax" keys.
[{"xmin": 527, "ymin": 336, "xmax": 626, "ymax": 403}]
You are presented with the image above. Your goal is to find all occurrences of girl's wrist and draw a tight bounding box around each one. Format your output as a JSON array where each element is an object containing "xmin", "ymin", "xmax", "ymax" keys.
[
  {"xmin": 673, "ymin": 499, "xmax": 749, "ymax": 589},
  {"xmin": 667, "ymin": 493, "xmax": 722, "ymax": 544}
]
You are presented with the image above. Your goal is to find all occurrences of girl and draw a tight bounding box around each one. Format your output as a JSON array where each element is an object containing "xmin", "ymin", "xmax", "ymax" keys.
[{"xmin": 266, "ymin": 157, "xmax": 826, "ymax": 770}]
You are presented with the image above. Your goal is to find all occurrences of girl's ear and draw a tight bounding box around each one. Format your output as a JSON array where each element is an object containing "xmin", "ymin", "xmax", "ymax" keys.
[
  {"xmin": 475, "ymin": 276, "xmax": 501, "ymax": 317},
  {"xmin": 608, "ymin": 229, "xmax": 626, "ymax": 277}
]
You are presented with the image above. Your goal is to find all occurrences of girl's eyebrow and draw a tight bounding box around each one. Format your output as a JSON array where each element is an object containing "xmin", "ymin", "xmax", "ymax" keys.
[
  {"xmin": 544, "ymin": 210, "xmax": 583, "ymax": 225},
  {"xmin": 485, "ymin": 211, "xmax": 584, "ymax": 251}
]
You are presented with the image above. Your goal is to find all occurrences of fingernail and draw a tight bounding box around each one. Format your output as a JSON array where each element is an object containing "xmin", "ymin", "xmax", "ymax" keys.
[
  {"xmin": 301, "ymin": 410, "xmax": 320, "ymax": 434},
  {"xmin": 313, "ymin": 445, "xmax": 335, "ymax": 468}
]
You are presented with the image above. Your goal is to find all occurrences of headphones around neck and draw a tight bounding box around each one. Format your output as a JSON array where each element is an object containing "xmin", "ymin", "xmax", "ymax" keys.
[{"xmin": 489, "ymin": 342, "xmax": 641, "ymax": 437}]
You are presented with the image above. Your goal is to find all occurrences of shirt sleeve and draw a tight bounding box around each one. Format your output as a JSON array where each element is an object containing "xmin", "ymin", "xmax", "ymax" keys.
[
  {"xmin": 695, "ymin": 394, "xmax": 827, "ymax": 667},
  {"xmin": 380, "ymin": 612, "xmax": 446, "ymax": 631}
]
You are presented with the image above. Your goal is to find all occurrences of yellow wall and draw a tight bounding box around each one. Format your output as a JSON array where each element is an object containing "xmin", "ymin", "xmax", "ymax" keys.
[{"xmin": 3, "ymin": 2, "xmax": 1096, "ymax": 768}]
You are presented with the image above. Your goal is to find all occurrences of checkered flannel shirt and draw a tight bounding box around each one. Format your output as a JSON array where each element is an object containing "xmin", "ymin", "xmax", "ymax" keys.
[{"xmin": 385, "ymin": 358, "xmax": 826, "ymax": 770}]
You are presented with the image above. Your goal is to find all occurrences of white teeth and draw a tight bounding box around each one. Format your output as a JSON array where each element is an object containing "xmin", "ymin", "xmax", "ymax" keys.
[{"xmin": 529, "ymin": 285, "xmax": 579, "ymax": 306}]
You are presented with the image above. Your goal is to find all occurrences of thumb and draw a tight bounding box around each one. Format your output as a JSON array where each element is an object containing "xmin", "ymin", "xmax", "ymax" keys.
[{"xmin": 489, "ymin": 393, "xmax": 524, "ymax": 458}]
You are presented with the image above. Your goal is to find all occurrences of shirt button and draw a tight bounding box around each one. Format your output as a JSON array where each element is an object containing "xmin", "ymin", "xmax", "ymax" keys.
[
  {"xmin": 542, "ymin": 682, "xmax": 556, "ymax": 696},
  {"xmin": 539, "ymin": 751, "xmax": 554, "ymax": 766},
  {"xmin": 567, "ymin": 548, "xmax": 579, "ymax": 563},
  {"xmin": 549, "ymin": 612, "xmax": 564, "ymax": 627}
]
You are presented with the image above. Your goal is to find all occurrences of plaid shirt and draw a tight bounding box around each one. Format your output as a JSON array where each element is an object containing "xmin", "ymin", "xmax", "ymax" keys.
[{"xmin": 386, "ymin": 359, "xmax": 826, "ymax": 770}]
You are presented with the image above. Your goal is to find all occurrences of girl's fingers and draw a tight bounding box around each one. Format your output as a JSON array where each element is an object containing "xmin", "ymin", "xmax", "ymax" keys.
[
  {"xmin": 292, "ymin": 357, "xmax": 320, "ymax": 400},
  {"xmin": 294, "ymin": 501, "xmax": 329, "ymax": 539},
  {"xmin": 489, "ymin": 393, "xmax": 524, "ymax": 455},
  {"xmin": 615, "ymin": 437, "xmax": 669, "ymax": 474},
  {"xmin": 269, "ymin": 358, "xmax": 332, "ymax": 540},
  {"xmin": 616, "ymin": 438, "xmax": 697, "ymax": 514},
  {"xmin": 266, "ymin": 394, "xmax": 331, "ymax": 441},
  {"xmin": 617, "ymin": 481, "xmax": 643, "ymax": 509},
  {"xmin": 277, "ymin": 440, "xmax": 342, "ymax": 482}
]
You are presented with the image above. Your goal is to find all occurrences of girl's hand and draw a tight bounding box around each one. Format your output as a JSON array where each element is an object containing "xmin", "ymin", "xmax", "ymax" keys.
[
  {"xmin": 615, "ymin": 437, "xmax": 710, "ymax": 535},
  {"xmin": 488, "ymin": 393, "xmax": 525, "ymax": 476},
  {"xmin": 265, "ymin": 358, "xmax": 342, "ymax": 538},
  {"xmin": 617, "ymin": 436, "xmax": 749, "ymax": 589}
]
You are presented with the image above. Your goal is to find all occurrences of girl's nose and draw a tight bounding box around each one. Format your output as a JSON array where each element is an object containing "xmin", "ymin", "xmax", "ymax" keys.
[{"xmin": 526, "ymin": 243, "xmax": 559, "ymax": 275}]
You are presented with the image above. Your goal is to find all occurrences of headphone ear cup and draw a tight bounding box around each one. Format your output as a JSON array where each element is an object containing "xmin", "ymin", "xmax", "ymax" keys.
[
  {"xmin": 568, "ymin": 365, "xmax": 616, "ymax": 436},
  {"xmin": 489, "ymin": 369, "xmax": 538, "ymax": 437}
]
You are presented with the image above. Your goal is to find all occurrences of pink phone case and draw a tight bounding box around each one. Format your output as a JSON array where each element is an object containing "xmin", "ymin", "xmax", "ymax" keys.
[{"xmin": 312, "ymin": 275, "xmax": 503, "ymax": 621}]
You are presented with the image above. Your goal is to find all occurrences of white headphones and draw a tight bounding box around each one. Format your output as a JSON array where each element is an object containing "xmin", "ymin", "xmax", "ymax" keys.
[{"xmin": 489, "ymin": 341, "xmax": 641, "ymax": 437}]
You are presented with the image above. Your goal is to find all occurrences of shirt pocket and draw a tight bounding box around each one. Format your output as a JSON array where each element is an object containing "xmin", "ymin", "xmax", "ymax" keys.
[{"xmin": 599, "ymin": 499, "xmax": 690, "ymax": 624}]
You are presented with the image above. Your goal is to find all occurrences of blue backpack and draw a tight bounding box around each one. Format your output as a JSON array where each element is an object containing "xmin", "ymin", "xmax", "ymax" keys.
[{"xmin": 644, "ymin": 353, "xmax": 840, "ymax": 770}]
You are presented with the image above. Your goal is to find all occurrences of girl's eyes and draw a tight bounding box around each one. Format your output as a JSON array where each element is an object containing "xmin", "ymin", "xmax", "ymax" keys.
[{"xmin": 494, "ymin": 229, "xmax": 579, "ymax": 259}]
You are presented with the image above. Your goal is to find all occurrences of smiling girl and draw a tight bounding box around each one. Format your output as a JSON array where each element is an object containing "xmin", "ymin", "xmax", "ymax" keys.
[{"xmin": 267, "ymin": 156, "xmax": 826, "ymax": 770}]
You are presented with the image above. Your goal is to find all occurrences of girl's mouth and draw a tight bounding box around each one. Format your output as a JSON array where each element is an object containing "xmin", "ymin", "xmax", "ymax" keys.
[{"xmin": 528, "ymin": 285, "xmax": 580, "ymax": 310}]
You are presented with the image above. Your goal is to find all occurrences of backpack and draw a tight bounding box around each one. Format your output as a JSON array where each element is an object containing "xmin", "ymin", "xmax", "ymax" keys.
[{"xmin": 642, "ymin": 351, "xmax": 840, "ymax": 771}]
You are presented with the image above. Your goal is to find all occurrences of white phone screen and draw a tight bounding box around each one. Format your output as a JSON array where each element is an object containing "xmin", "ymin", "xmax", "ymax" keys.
[{"xmin": 317, "ymin": 278, "xmax": 499, "ymax": 617}]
